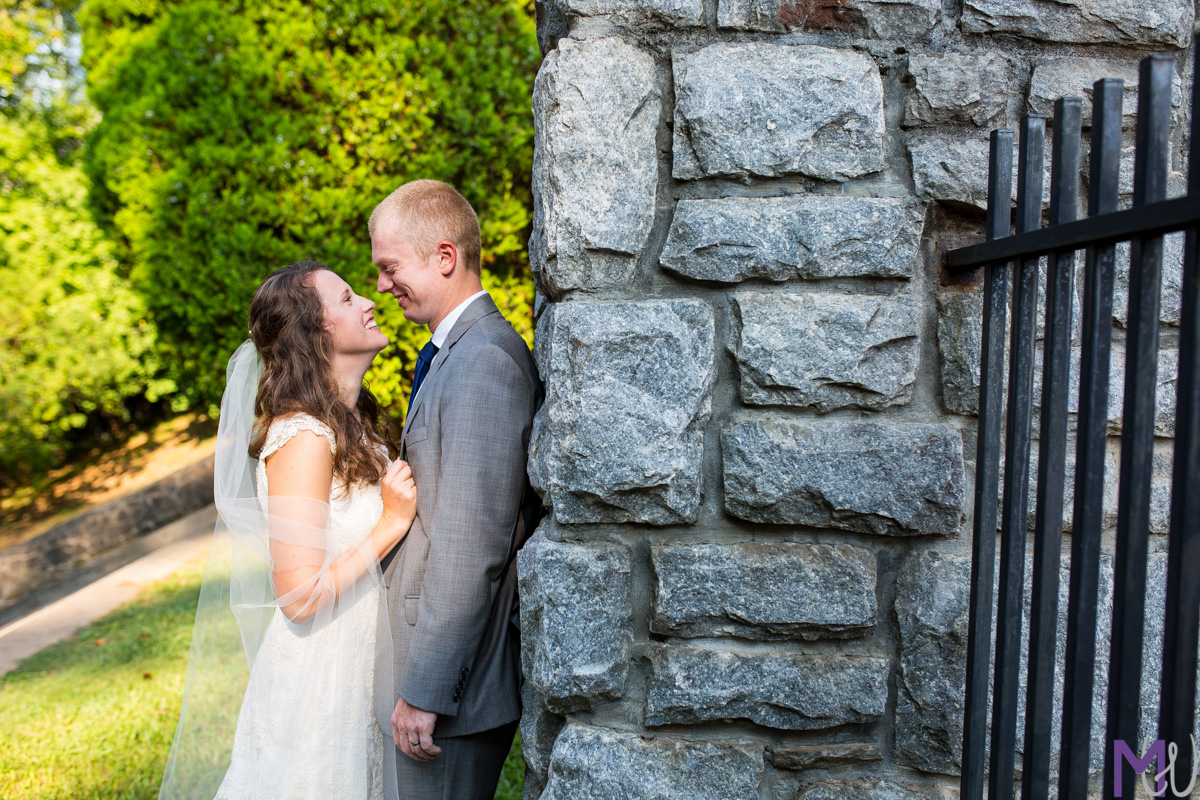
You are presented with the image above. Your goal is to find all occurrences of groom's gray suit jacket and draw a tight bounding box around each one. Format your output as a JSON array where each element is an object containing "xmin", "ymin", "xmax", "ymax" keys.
[{"xmin": 383, "ymin": 293, "xmax": 542, "ymax": 738}]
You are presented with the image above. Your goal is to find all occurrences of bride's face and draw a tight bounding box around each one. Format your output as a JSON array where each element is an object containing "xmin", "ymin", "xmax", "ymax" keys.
[{"xmin": 310, "ymin": 269, "xmax": 389, "ymax": 357}]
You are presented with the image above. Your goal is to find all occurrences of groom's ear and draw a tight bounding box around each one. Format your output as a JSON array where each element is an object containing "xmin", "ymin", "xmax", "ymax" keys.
[{"xmin": 434, "ymin": 240, "xmax": 458, "ymax": 276}]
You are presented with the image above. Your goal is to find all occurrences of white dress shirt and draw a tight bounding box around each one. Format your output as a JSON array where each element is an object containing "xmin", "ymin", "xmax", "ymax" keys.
[{"xmin": 431, "ymin": 290, "xmax": 490, "ymax": 349}]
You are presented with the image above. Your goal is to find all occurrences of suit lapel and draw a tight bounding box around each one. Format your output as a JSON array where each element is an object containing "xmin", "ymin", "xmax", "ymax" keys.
[{"xmin": 401, "ymin": 293, "xmax": 500, "ymax": 440}]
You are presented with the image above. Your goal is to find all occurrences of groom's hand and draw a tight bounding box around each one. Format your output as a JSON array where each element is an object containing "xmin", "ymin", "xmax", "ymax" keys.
[{"xmin": 392, "ymin": 696, "xmax": 442, "ymax": 761}]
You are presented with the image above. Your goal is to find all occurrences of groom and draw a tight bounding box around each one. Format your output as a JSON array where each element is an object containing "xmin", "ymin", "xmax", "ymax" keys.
[{"xmin": 371, "ymin": 179, "xmax": 542, "ymax": 798}]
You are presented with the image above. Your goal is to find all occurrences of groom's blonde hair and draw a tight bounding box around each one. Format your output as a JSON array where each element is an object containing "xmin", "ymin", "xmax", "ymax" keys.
[{"xmin": 369, "ymin": 179, "xmax": 482, "ymax": 274}]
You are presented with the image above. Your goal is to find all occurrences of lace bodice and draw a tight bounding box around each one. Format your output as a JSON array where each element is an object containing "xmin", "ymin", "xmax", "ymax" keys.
[{"xmin": 255, "ymin": 413, "xmax": 386, "ymax": 551}]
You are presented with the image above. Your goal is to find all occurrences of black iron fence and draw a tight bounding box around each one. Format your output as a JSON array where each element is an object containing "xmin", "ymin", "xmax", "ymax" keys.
[{"xmin": 946, "ymin": 52, "xmax": 1200, "ymax": 800}]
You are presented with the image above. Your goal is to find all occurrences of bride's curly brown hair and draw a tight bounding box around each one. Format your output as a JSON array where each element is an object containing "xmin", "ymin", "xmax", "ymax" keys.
[{"xmin": 247, "ymin": 261, "xmax": 397, "ymax": 489}]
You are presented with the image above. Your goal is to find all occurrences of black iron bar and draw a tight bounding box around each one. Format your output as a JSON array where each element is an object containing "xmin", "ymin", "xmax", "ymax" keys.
[
  {"xmin": 947, "ymin": 193, "xmax": 1200, "ymax": 271},
  {"xmin": 1059, "ymin": 77, "xmax": 1123, "ymax": 800},
  {"xmin": 961, "ymin": 128, "xmax": 1014, "ymax": 800},
  {"xmin": 1157, "ymin": 47, "xmax": 1200, "ymax": 782},
  {"xmin": 1104, "ymin": 54, "xmax": 1173, "ymax": 800},
  {"xmin": 990, "ymin": 114, "xmax": 1045, "ymax": 800},
  {"xmin": 1022, "ymin": 96, "xmax": 1082, "ymax": 800}
]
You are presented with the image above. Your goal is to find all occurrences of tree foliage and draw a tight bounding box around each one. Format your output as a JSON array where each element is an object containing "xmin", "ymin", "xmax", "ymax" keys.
[
  {"xmin": 80, "ymin": 0, "xmax": 540, "ymax": 416},
  {"xmin": 0, "ymin": 1, "xmax": 162, "ymax": 481}
]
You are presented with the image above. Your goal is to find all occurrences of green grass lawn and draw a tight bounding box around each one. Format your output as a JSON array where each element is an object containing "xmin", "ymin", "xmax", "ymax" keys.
[{"xmin": 0, "ymin": 560, "xmax": 525, "ymax": 799}]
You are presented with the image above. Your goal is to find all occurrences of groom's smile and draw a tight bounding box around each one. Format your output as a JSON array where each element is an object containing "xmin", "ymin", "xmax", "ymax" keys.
[
  {"xmin": 371, "ymin": 225, "xmax": 458, "ymax": 333},
  {"xmin": 382, "ymin": 281, "xmax": 416, "ymax": 317}
]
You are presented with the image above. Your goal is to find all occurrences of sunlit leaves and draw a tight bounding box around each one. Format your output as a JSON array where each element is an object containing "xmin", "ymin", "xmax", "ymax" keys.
[
  {"xmin": 0, "ymin": 0, "xmax": 160, "ymax": 480},
  {"xmin": 81, "ymin": 0, "xmax": 540, "ymax": 414}
]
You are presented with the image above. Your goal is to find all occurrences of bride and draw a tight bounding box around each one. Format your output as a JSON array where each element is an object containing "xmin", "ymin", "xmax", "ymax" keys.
[{"xmin": 159, "ymin": 261, "xmax": 414, "ymax": 800}]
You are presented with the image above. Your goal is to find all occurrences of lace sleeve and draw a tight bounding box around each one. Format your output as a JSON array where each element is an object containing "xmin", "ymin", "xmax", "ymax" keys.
[{"xmin": 261, "ymin": 414, "xmax": 336, "ymax": 461}]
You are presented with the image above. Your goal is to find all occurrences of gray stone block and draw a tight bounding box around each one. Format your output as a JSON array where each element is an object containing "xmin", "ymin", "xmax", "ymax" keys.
[
  {"xmin": 1038, "ymin": 256, "xmax": 1085, "ymax": 344},
  {"xmin": 904, "ymin": 53, "xmax": 1014, "ymax": 128},
  {"xmin": 645, "ymin": 644, "xmax": 889, "ymax": 729},
  {"xmin": 1138, "ymin": 552, "xmax": 1200, "ymax": 754},
  {"xmin": 650, "ymin": 542, "xmax": 877, "ymax": 640},
  {"xmin": 540, "ymin": 722, "xmax": 764, "ymax": 800},
  {"xmin": 722, "ymin": 420, "xmax": 965, "ymax": 536},
  {"xmin": 1037, "ymin": 346, "xmax": 1179, "ymax": 440},
  {"xmin": 941, "ymin": 304, "xmax": 1179, "ymax": 438},
  {"xmin": 520, "ymin": 683, "xmax": 565, "ymax": 787},
  {"xmin": 548, "ymin": 0, "xmax": 703, "ymax": 28},
  {"xmin": 1115, "ymin": 233, "xmax": 1185, "ymax": 328},
  {"xmin": 1029, "ymin": 347, "xmax": 1116, "ymax": 437},
  {"xmin": 529, "ymin": 299, "xmax": 714, "ymax": 525},
  {"xmin": 730, "ymin": 291, "xmax": 920, "ymax": 412},
  {"xmin": 672, "ymin": 43, "xmax": 885, "ymax": 181},
  {"xmin": 1092, "ymin": 148, "xmax": 1184, "ymax": 203},
  {"xmin": 894, "ymin": 550, "xmax": 972, "ymax": 775},
  {"xmin": 961, "ymin": 0, "xmax": 1194, "ymax": 48},
  {"xmin": 531, "ymin": 37, "xmax": 659, "ymax": 296},
  {"xmin": 1107, "ymin": 147, "xmax": 1182, "ymax": 200},
  {"xmin": 936, "ymin": 279, "xmax": 1179, "ymax": 436},
  {"xmin": 770, "ymin": 742, "xmax": 883, "ymax": 771},
  {"xmin": 850, "ymin": 0, "xmax": 942, "ymax": 38},
  {"xmin": 524, "ymin": 773, "xmax": 545, "ymax": 800},
  {"xmin": 938, "ymin": 291, "xmax": 984, "ymax": 416},
  {"xmin": 909, "ymin": 132, "xmax": 993, "ymax": 211},
  {"xmin": 1028, "ymin": 57, "xmax": 1184, "ymax": 129},
  {"xmin": 1146, "ymin": 447, "xmax": 1175, "ymax": 535},
  {"xmin": 517, "ymin": 530, "xmax": 633, "ymax": 712},
  {"xmin": 937, "ymin": 271, "xmax": 1087, "ymax": 417},
  {"xmin": 910, "ymin": 132, "xmax": 1050, "ymax": 212},
  {"xmin": 1012, "ymin": 552, "xmax": 1113, "ymax": 778},
  {"xmin": 1012, "ymin": 549, "xmax": 1195, "ymax": 776},
  {"xmin": 660, "ymin": 196, "xmax": 922, "ymax": 283},
  {"xmin": 1009, "ymin": 437, "xmax": 1172, "ymax": 536},
  {"xmin": 798, "ymin": 779, "xmax": 959, "ymax": 800},
  {"xmin": 717, "ymin": 0, "xmax": 941, "ymax": 38},
  {"xmin": 1100, "ymin": 443, "xmax": 1172, "ymax": 536},
  {"xmin": 892, "ymin": 548, "xmax": 1198, "ymax": 778},
  {"xmin": 1013, "ymin": 438, "xmax": 1111, "ymax": 535}
]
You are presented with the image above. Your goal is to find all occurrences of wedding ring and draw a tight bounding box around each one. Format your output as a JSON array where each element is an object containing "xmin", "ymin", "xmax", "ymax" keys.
[{"xmin": 410, "ymin": 741, "xmax": 420, "ymax": 747}]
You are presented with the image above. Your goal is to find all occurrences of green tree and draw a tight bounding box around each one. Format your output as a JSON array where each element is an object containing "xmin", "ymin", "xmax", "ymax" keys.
[
  {"xmin": 80, "ymin": 0, "xmax": 540, "ymax": 417},
  {"xmin": 0, "ymin": 1, "xmax": 163, "ymax": 482}
]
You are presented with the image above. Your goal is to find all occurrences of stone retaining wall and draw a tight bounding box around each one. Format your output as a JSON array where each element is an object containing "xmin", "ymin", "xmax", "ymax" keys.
[
  {"xmin": 0, "ymin": 456, "xmax": 214, "ymax": 606},
  {"xmin": 519, "ymin": 0, "xmax": 1194, "ymax": 797}
]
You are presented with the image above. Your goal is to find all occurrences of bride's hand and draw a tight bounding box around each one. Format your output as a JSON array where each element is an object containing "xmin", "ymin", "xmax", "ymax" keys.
[{"xmin": 380, "ymin": 459, "xmax": 417, "ymax": 529}]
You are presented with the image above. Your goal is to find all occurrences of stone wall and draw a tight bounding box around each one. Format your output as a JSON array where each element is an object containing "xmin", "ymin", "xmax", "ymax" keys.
[
  {"xmin": 0, "ymin": 456, "xmax": 214, "ymax": 607},
  {"xmin": 518, "ymin": 1, "xmax": 1195, "ymax": 797}
]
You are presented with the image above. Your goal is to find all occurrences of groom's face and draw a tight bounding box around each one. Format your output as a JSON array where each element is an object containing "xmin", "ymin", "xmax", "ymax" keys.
[{"xmin": 372, "ymin": 225, "xmax": 442, "ymax": 327}]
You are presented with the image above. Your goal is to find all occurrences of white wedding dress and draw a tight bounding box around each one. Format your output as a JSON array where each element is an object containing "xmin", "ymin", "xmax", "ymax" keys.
[{"xmin": 214, "ymin": 413, "xmax": 393, "ymax": 800}]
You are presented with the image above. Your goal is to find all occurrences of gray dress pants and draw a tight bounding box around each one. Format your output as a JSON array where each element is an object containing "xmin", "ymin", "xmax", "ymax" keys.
[{"xmin": 394, "ymin": 720, "xmax": 519, "ymax": 800}]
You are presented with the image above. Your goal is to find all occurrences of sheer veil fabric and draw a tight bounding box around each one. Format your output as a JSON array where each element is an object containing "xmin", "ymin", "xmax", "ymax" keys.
[{"xmin": 159, "ymin": 341, "xmax": 399, "ymax": 800}]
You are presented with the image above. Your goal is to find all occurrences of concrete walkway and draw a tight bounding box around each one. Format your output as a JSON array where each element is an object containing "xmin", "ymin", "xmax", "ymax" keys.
[{"xmin": 0, "ymin": 504, "xmax": 215, "ymax": 675}]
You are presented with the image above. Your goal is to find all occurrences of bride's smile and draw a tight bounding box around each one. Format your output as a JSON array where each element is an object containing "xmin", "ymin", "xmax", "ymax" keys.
[{"xmin": 311, "ymin": 269, "xmax": 390, "ymax": 359}]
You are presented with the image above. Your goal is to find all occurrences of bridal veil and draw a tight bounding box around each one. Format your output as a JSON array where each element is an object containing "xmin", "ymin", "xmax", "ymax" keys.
[{"xmin": 158, "ymin": 341, "xmax": 398, "ymax": 799}]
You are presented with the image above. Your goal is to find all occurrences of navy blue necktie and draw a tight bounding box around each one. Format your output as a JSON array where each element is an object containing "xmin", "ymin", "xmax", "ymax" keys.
[{"xmin": 408, "ymin": 340, "xmax": 439, "ymax": 412}]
